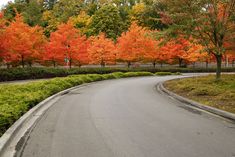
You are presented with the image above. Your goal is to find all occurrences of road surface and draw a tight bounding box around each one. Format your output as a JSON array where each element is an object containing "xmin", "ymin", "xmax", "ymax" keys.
[{"xmin": 21, "ymin": 75, "xmax": 235, "ymax": 157}]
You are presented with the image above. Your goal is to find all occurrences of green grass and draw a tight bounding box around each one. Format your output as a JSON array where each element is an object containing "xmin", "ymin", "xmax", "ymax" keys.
[
  {"xmin": 164, "ymin": 74, "xmax": 235, "ymax": 114},
  {"xmin": 0, "ymin": 72, "xmax": 154, "ymax": 136}
]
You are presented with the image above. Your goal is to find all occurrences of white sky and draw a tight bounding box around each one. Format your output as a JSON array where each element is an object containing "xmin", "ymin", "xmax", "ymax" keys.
[{"xmin": 0, "ymin": 0, "xmax": 14, "ymax": 9}]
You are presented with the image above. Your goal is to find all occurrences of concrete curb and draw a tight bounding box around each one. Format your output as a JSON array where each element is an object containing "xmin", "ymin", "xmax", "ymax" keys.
[
  {"xmin": 0, "ymin": 83, "xmax": 91, "ymax": 157},
  {"xmin": 158, "ymin": 82, "xmax": 235, "ymax": 121}
]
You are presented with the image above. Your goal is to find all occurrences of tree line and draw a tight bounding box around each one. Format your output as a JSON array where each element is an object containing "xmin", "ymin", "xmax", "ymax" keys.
[{"xmin": 0, "ymin": 0, "xmax": 235, "ymax": 79}]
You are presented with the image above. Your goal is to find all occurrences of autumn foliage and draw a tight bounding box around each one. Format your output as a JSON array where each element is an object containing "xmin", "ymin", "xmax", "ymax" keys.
[
  {"xmin": 44, "ymin": 22, "xmax": 89, "ymax": 68},
  {"xmin": 88, "ymin": 33, "xmax": 116, "ymax": 67},
  {"xmin": 1, "ymin": 13, "xmax": 45, "ymax": 67},
  {"xmin": 0, "ymin": 13, "xmax": 234, "ymax": 68}
]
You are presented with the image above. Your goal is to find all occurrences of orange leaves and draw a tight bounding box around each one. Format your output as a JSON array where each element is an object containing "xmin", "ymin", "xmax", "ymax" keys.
[
  {"xmin": 2, "ymin": 13, "xmax": 45, "ymax": 67},
  {"xmin": 44, "ymin": 22, "xmax": 89, "ymax": 67},
  {"xmin": 117, "ymin": 23, "xmax": 151, "ymax": 64},
  {"xmin": 88, "ymin": 33, "xmax": 116, "ymax": 67}
]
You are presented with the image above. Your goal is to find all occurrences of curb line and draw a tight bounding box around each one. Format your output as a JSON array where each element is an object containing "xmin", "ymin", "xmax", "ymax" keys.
[
  {"xmin": 0, "ymin": 83, "xmax": 91, "ymax": 157},
  {"xmin": 158, "ymin": 82, "xmax": 235, "ymax": 121}
]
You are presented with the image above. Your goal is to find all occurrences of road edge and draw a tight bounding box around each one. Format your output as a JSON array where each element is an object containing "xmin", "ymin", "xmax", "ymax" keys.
[
  {"xmin": 0, "ymin": 83, "xmax": 92, "ymax": 157},
  {"xmin": 158, "ymin": 82, "xmax": 235, "ymax": 121}
]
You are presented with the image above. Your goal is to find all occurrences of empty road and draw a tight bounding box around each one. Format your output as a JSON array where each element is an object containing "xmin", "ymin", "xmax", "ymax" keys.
[{"xmin": 21, "ymin": 75, "xmax": 235, "ymax": 157}]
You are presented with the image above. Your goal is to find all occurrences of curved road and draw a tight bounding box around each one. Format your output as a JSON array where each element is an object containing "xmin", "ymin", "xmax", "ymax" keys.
[{"xmin": 21, "ymin": 75, "xmax": 235, "ymax": 157}]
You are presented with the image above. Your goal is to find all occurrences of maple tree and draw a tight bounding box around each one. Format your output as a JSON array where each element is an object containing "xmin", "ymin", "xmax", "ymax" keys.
[
  {"xmin": 0, "ymin": 12, "xmax": 6, "ymax": 61},
  {"xmin": 162, "ymin": 0, "xmax": 235, "ymax": 79},
  {"xmin": 88, "ymin": 33, "xmax": 116, "ymax": 67},
  {"xmin": 44, "ymin": 22, "xmax": 90, "ymax": 68},
  {"xmin": 141, "ymin": 36, "xmax": 161, "ymax": 67},
  {"xmin": 117, "ymin": 23, "xmax": 150, "ymax": 67},
  {"xmin": 2, "ymin": 13, "xmax": 45, "ymax": 67}
]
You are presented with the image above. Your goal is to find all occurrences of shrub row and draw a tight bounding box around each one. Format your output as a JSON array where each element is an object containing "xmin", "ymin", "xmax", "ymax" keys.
[
  {"xmin": 0, "ymin": 72, "xmax": 154, "ymax": 136},
  {"xmin": 0, "ymin": 67, "xmax": 234, "ymax": 82}
]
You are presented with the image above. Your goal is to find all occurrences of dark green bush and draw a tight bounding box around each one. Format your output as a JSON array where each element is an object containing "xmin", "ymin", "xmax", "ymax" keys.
[{"xmin": 0, "ymin": 67, "xmax": 234, "ymax": 82}]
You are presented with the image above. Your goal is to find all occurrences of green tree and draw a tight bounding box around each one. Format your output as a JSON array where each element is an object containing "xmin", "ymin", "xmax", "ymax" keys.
[
  {"xmin": 69, "ymin": 11, "xmax": 91, "ymax": 35},
  {"xmin": 3, "ymin": 0, "xmax": 44, "ymax": 27},
  {"xmin": 130, "ymin": 2, "xmax": 168, "ymax": 30},
  {"xmin": 22, "ymin": 0, "xmax": 44, "ymax": 26},
  {"xmin": 163, "ymin": 0, "xmax": 235, "ymax": 80},
  {"xmin": 89, "ymin": 5, "xmax": 125, "ymax": 40},
  {"xmin": 51, "ymin": 0, "xmax": 84, "ymax": 23}
]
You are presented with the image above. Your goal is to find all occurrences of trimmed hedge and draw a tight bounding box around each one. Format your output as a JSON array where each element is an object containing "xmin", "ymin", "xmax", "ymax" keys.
[
  {"xmin": 0, "ymin": 72, "xmax": 154, "ymax": 136},
  {"xmin": 156, "ymin": 72, "xmax": 182, "ymax": 76},
  {"xmin": 0, "ymin": 67, "xmax": 234, "ymax": 82}
]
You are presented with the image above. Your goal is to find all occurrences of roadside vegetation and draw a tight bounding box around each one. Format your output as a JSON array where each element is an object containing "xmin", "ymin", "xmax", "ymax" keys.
[
  {"xmin": 164, "ymin": 75, "xmax": 235, "ymax": 114},
  {"xmin": 0, "ymin": 72, "xmax": 154, "ymax": 136},
  {"xmin": 0, "ymin": 67, "xmax": 234, "ymax": 82}
]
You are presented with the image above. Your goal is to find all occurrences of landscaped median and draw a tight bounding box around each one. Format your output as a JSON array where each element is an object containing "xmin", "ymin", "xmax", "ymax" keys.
[
  {"xmin": 0, "ymin": 72, "xmax": 155, "ymax": 136},
  {"xmin": 164, "ymin": 74, "xmax": 235, "ymax": 115}
]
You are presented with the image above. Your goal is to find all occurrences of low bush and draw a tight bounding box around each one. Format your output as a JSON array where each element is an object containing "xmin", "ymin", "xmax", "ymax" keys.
[
  {"xmin": 0, "ymin": 67, "xmax": 234, "ymax": 82},
  {"xmin": 0, "ymin": 72, "xmax": 153, "ymax": 136},
  {"xmin": 155, "ymin": 72, "xmax": 181, "ymax": 76},
  {"xmin": 156, "ymin": 72, "xmax": 173, "ymax": 76}
]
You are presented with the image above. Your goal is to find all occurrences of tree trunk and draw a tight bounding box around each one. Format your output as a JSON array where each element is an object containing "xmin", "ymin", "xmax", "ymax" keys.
[
  {"xmin": 127, "ymin": 61, "xmax": 131, "ymax": 68},
  {"xmin": 179, "ymin": 58, "xmax": 183, "ymax": 67},
  {"xmin": 53, "ymin": 60, "xmax": 56, "ymax": 68},
  {"xmin": 232, "ymin": 60, "xmax": 234, "ymax": 67},
  {"xmin": 153, "ymin": 62, "xmax": 156, "ymax": 68},
  {"xmin": 160, "ymin": 62, "xmax": 163, "ymax": 68},
  {"xmin": 101, "ymin": 60, "xmax": 105, "ymax": 67},
  {"xmin": 21, "ymin": 55, "xmax": 25, "ymax": 68},
  {"xmin": 215, "ymin": 55, "xmax": 222, "ymax": 80},
  {"xmin": 28, "ymin": 61, "xmax": 32, "ymax": 67},
  {"xmin": 206, "ymin": 61, "xmax": 209, "ymax": 69},
  {"xmin": 193, "ymin": 62, "xmax": 195, "ymax": 68},
  {"xmin": 69, "ymin": 59, "xmax": 72, "ymax": 69}
]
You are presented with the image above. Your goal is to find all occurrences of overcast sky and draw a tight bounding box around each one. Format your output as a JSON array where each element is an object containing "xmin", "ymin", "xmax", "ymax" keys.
[{"xmin": 0, "ymin": 0, "xmax": 14, "ymax": 8}]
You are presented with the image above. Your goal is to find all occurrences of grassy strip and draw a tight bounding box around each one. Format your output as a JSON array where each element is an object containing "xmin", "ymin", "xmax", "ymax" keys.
[
  {"xmin": 0, "ymin": 72, "xmax": 153, "ymax": 136},
  {"xmin": 0, "ymin": 67, "xmax": 234, "ymax": 82},
  {"xmin": 156, "ymin": 72, "xmax": 181, "ymax": 76},
  {"xmin": 164, "ymin": 74, "xmax": 235, "ymax": 114}
]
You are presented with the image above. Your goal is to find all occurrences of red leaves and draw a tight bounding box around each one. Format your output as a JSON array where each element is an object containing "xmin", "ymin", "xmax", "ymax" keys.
[
  {"xmin": 117, "ymin": 23, "xmax": 150, "ymax": 64},
  {"xmin": 44, "ymin": 22, "xmax": 90, "ymax": 67},
  {"xmin": 2, "ymin": 13, "xmax": 45, "ymax": 67},
  {"xmin": 88, "ymin": 33, "xmax": 116, "ymax": 67},
  {"xmin": 0, "ymin": 14, "xmax": 232, "ymax": 68}
]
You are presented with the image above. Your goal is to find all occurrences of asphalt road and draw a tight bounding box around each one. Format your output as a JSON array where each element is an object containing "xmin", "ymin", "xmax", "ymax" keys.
[{"xmin": 21, "ymin": 75, "xmax": 235, "ymax": 157}]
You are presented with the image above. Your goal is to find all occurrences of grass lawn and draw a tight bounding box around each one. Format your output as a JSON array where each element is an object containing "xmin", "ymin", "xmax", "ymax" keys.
[{"xmin": 164, "ymin": 74, "xmax": 235, "ymax": 114}]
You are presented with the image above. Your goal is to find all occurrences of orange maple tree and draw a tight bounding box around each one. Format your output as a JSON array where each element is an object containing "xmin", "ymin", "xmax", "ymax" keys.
[
  {"xmin": 88, "ymin": 33, "xmax": 116, "ymax": 67},
  {"xmin": 142, "ymin": 37, "xmax": 161, "ymax": 67},
  {"xmin": 44, "ymin": 22, "xmax": 90, "ymax": 68},
  {"xmin": 159, "ymin": 38, "xmax": 191, "ymax": 67},
  {"xmin": 0, "ymin": 12, "xmax": 6, "ymax": 61},
  {"xmin": 2, "ymin": 13, "xmax": 45, "ymax": 67},
  {"xmin": 117, "ymin": 23, "xmax": 150, "ymax": 67}
]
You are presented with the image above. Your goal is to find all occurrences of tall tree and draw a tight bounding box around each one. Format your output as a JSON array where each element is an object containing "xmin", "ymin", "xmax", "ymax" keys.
[
  {"xmin": 2, "ymin": 13, "xmax": 45, "ymax": 67},
  {"xmin": 69, "ymin": 11, "xmax": 91, "ymax": 35},
  {"xmin": 117, "ymin": 22, "xmax": 149, "ymax": 67},
  {"xmin": 88, "ymin": 33, "xmax": 116, "ymax": 67},
  {"xmin": 0, "ymin": 12, "xmax": 6, "ymax": 62},
  {"xmin": 44, "ymin": 22, "xmax": 89, "ymax": 68},
  {"xmin": 88, "ymin": 4, "xmax": 125, "ymax": 40},
  {"xmin": 22, "ymin": 0, "xmax": 44, "ymax": 26},
  {"xmin": 162, "ymin": 0, "xmax": 235, "ymax": 80}
]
